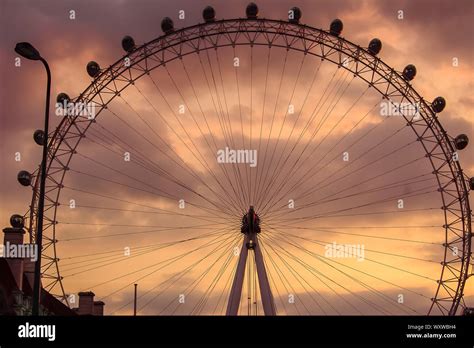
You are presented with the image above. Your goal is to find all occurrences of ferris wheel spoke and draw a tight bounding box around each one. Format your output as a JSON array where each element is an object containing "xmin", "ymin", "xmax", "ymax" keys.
[
  {"xmin": 265, "ymin": 182, "xmax": 438, "ymax": 223},
  {"xmin": 261, "ymin": 104, "xmax": 391, "ymax": 216},
  {"xmin": 88, "ymin": 105, "xmax": 241, "ymax": 217},
  {"xmin": 261, "ymin": 222, "xmax": 441, "ymax": 245},
  {"xmin": 265, "ymin": 172, "xmax": 435, "ymax": 219},
  {"xmin": 254, "ymin": 49, "xmax": 291, "ymax": 209},
  {"xmin": 175, "ymin": 238, "xmax": 237, "ymax": 315},
  {"xmin": 160, "ymin": 61, "xmax": 248, "ymax": 210},
  {"xmin": 265, "ymin": 225, "xmax": 438, "ymax": 282},
  {"xmin": 257, "ymin": 64, "xmax": 357, "ymax": 211},
  {"xmin": 92, "ymin": 230, "xmax": 238, "ymax": 311},
  {"xmin": 60, "ymin": 229, "xmax": 234, "ymax": 277},
  {"xmin": 209, "ymin": 47, "xmax": 249, "ymax": 208},
  {"xmin": 134, "ymin": 233, "xmax": 240, "ymax": 314},
  {"xmin": 131, "ymin": 75, "xmax": 244, "ymax": 214},
  {"xmin": 259, "ymin": 235, "xmax": 328, "ymax": 315},
  {"xmin": 200, "ymin": 45, "xmax": 250, "ymax": 209},
  {"xmin": 253, "ymin": 53, "xmax": 306, "ymax": 209},
  {"xmin": 257, "ymin": 69, "xmax": 355, "ymax": 212},
  {"xmin": 191, "ymin": 245, "xmax": 236, "ymax": 315},
  {"xmin": 260, "ymin": 85, "xmax": 372, "ymax": 214},
  {"xmin": 180, "ymin": 57, "xmax": 247, "ymax": 211},
  {"xmin": 265, "ymin": 140, "xmax": 421, "ymax": 218},
  {"xmin": 265, "ymin": 231, "xmax": 414, "ymax": 315},
  {"xmin": 260, "ymin": 233, "xmax": 364, "ymax": 314}
]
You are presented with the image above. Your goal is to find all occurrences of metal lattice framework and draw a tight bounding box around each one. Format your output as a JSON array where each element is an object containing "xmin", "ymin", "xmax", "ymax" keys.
[{"xmin": 23, "ymin": 17, "xmax": 472, "ymax": 315}]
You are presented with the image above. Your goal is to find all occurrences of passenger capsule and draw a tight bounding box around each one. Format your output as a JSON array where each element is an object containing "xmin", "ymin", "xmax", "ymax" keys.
[
  {"xmin": 17, "ymin": 170, "xmax": 32, "ymax": 186},
  {"xmin": 10, "ymin": 214, "xmax": 24, "ymax": 229},
  {"xmin": 368, "ymin": 38, "xmax": 382, "ymax": 55},
  {"xmin": 246, "ymin": 2, "xmax": 259, "ymax": 19},
  {"xmin": 122, "ymin": 36, "xmax": 135, "ymax": 53},
  {"xmin": 454, "ymin": 134, "xmax": 469, "ymax": 150},
  {"xmin": 329, "ymin": 19, "xmax": 343, "ymax": 36},
  {"xmin": 33, "ymin": 129, "xmax": 45, "ymax": 145},
  {"xmin": 432, "ymin": 97, "xmax": 446, "ymax": 113},
  {"xmin": 86, "ymin": 61, "xmax": 101, "ymax": 78},
  {"xmin": 202, "ymin": 6, "xmax": 216, "ymax": 22},
  {"xmin": 402, "ymin": 64, "xmax": 417, "ymax": 81},
  {"xmin": 161, "ymin": 17, "xmax": 174, "ymax": 34},
  {"xmin": 56, "ymin": 92, "xmax": 70, "ymax": 107},
  {"xmin": 288, "ymin": 7, "xmax": 302, "ymax": 23}
]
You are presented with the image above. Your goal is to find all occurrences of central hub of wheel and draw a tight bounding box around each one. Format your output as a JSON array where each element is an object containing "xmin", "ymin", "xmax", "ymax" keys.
[{"xmin": 241, "ymin": 205, "xmax": 261, "ymax": 236}]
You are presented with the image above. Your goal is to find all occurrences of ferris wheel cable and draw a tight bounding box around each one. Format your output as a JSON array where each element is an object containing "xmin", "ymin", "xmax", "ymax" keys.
[
  {"xmin": 200, "ymin": 45, "xmax": 252, "ymax": 208},
  {"xmin": 256, "ymin": 65, "xmax": 357, "ymax": 210},
  {"xmin": 82, "ymin": 130, "xmax": 241, "ymax": 219},
  {"xmin": 231, "ymin": 45, "xmax": 251, "ymax": 206},
  {"xmin": 62, "ymin": 185, "xmax": 237, "ymax": 224},
  {"xmin": 253, "ymin": 51, "xmax": 303, "ymax": 207},
  {"xmin": 160, "ymin": 62, "xmax": 249, "ymax": 210},
  {"xmin": 258, "ymin": 239, "xmax": 288, "ymax": 315},
  {"xmin": 262, "ymin": 233, "xmax": 387, "ymax": 315},
  {"xmin": 258, "ymin": 78, "xmax": 369, "ymax": 212},
  {"xmin": 259, "ymin": 85, "xmax": 370, "ymax": 213},
  {"xmin": 265, "ymin": 185, "xmax": 438, "ymax": 224},
  {"xmin": 275, "ymin": 233, "xmax": 431, "ymax": 304},
  {"xmin": 259, "ymin": 79, "xmax": 370, "ymax": 210},
  {"xmin": 192, "ymin": 246, "xmax": 237, "ymax": 315},
  {"xmin": 266, "ymin": 180, "xmax": 438, "ymax": 221},
  {"xmin": 135, "ymin": 233, "xmax": 240, "ymax": 314},
  {"xmin": 248, "ymin": 47, "xmax": 253, "ymax": 206},
  {"xmin": 265, "ymin": 230, "xmax": 434, "ymax": 311},
  {"xmin": 213, "ymin": 253, "xmax": 239, "ymax": 315},
  {"xmin": 179, "ymin": 58, "xmax": 248, "ymax": 209},
  {"xmin": 265, "ymin": 139, "xmax": 421, "ymax": 217},
  {"xmin": 262, "ymin": 232, "xmax": 362, "ymax": 315},
  {"xmin": 247, "ymin": 46, "xmax": 272, "ymax": 205},
  {"xmin": 260, "ymin": 105, "xmax": 395, "ymax": 215},
  {"xmin": 60, "ymin": 232, "xmax": 229, "ymax": 276},
  {"xmin": 64, "ymin": 204, "xmax": 236, "ymax": 225},
  {"xmin": 213, "ymin": 46, "xmax": 250, "ymax": 207},
  {"xmin": 261, "ymin": 223, "xmax": 441, "ymax": 245},
  {"xmin": 187, "ymin": 243, "xmax": 237, "ymax": 315},
  {"xmin": 131, "ymin": 79, "xmax": 245, "ymax": 215},
  {"xmin": 255, "ymin": 50, "xmax": 289, "ymax": 207},
  {"xmin": 100, "ymin": 231, "xmax": 238, "ymax": 307},
  {"xmin": 258, "ymin": 237, "xmax": 304, "ymax": 315},
  {"xmin": 252, "ymin": 57, "xmax": 324, "ymax": 207},
  {"xmin": 68, "ymin": 156, "xmax": 237, "ymax": 220},
  {"xmin": 265, "ymin": 226, "xmax": 437, "ymax": 282},
  {"xmin": 60, "ymin": 224, "xmax": 233, "ymax": 242},
  {"xmin": 260, "ymin": 235, "xmax": 327, "ymax": 315},
  {"xmin": 267, "ymin": 232, "xmax": 413, "ymax": 315},
  {"xmin": 84, "ymin": 121, "xmax": 240, "ymax": 217},
  {"xmin": 286, "ymin": 133, "xmax": 417, "ymax": 206},
  {"xmin": 60, "ymin": 228, "xmax": 233, "ymax": 268},
  {"xmin": 269, "ymin": 226, "xmax": 439, "ymax": 265},
  {"xmin": 253, "ymin": 52, "xmax": 306, "ymax": 208},
  {"xmin": 264, "ymin": 173, "xmax": 435, "ymax": 218}
]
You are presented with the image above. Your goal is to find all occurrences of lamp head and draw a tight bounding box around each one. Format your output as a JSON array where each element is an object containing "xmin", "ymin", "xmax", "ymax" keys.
[{"xmin": 15, "ymin": 42, "xmax": 41, "ymax": 61}]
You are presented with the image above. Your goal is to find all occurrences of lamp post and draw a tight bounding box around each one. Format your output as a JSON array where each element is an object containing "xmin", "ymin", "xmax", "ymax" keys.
[{"xmin": 15, "ymin": 42, "xmax": 51, "ymax": 316}]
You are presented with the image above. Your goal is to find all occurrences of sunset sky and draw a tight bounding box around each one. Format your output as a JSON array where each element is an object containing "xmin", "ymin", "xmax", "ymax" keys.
[{"xmin": 1, "ymin": 0, "xmax": 473, "ymax": 315}]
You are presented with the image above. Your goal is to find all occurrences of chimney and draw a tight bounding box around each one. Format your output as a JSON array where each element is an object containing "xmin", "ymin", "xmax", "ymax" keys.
[
  {"xmin": 3, "ymin": 226, "xmax": 25, "ymax": 290},
  {"xmin": 93, "ymin": 301, "xmax": 105, "ymax": 316},
  {"xmin": 78, "ymin": 291, "xmax": 95, "ymax": 315}
]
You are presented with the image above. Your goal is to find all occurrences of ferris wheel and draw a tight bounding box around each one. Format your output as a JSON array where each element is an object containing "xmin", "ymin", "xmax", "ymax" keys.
[{"xmin": 16, "ymin": 3, "xmax": 472, "ymax": 315}]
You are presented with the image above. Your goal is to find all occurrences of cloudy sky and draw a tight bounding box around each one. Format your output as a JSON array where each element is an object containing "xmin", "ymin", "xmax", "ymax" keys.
[{"xmin": 1, "ymin": 0, "xmax": 473, "ymax": 315}]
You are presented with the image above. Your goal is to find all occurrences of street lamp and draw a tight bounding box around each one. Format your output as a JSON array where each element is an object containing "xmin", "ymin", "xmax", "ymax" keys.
[{"xmin": 15, "ymin": 42, "xmax": 51, "ymax": 316}]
